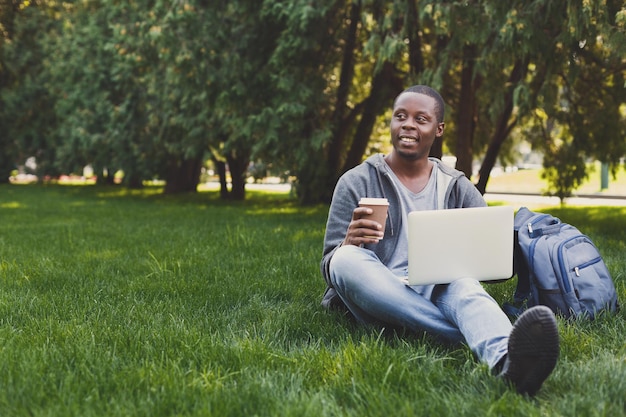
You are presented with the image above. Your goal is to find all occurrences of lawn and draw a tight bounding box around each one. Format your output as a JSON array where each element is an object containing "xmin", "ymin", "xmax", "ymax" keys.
[
  {"xmin": 0, "ymin": 184, "xmax": 624, "ymax": 416},
  {"xmin": 485, "ymin": 163, "xmax": 626, "ymax": 196}
]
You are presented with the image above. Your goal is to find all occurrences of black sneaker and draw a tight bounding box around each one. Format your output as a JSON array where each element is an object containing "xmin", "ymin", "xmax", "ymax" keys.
[{"xmin": 499, "ymin": 305, "xmax": 560, "ymax": 396}]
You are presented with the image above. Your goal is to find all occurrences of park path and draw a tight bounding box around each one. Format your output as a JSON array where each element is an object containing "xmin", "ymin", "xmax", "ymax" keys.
[
  {"xmin": 484, "ymin": 192, "xmax": 626, "ymax": 208},
  {"xmin": 205, "ymin": 181, "xmax": 626, "ymax": 208}
]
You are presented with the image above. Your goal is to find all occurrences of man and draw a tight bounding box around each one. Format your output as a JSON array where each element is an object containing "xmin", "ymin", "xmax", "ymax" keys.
[{"xmin": 320, "ymin": 85, "xmax": 559, "ymax": 396}]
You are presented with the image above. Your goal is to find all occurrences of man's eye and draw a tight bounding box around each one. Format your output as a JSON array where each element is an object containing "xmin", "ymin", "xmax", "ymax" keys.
[{"xmin": 395, "ymin": 114, "xmax": 406, "ymax": 120}]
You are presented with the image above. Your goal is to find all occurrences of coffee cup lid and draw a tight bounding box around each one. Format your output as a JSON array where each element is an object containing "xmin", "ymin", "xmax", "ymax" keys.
[{"xmin": 359, "ymin": 197, "xmax": 389, "ymax": 205}]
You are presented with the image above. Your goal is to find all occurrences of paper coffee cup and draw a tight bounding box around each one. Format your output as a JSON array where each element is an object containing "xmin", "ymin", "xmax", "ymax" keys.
[{"xmin": 358, "ymin": 197, "xmax": 389, "ymax": 239}]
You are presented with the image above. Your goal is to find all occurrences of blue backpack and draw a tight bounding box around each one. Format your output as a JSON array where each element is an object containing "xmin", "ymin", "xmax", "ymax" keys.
[{"xmin": 504, "ymin": 207, "xmax": 619, "ymax": 320}]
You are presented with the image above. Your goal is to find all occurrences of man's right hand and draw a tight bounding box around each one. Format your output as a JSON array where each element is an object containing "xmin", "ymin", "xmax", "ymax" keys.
[{"xmin": 342, "ymin": 207, "xmax": 384, "ymax": 246}]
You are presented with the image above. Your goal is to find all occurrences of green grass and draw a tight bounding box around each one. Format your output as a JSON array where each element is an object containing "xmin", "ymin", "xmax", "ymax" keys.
[{"xmin": 0, "ymin": 184, "xmax": 624, "ymax": 417}]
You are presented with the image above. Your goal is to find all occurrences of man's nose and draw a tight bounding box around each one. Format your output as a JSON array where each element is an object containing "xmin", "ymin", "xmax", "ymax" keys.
[{"xmin": 402, "ymin": 118, "xmax": 417, "ymax": 129}]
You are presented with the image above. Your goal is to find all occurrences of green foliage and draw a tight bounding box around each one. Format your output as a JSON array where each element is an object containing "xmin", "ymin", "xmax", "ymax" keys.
[
  {"xmin": 541, "ymin": 140, "xmax": 587, "ymax": 203},
  {"xmin": 0, "ymin": 1, "xmax": 62, "ymax": 177},
  {"xmin": 0, "ymin": 185, "xmax": 625, "ymax": 416},
  {"xmin": 0, "ymin": 0, "xmax": 624, "ymax": 201}
]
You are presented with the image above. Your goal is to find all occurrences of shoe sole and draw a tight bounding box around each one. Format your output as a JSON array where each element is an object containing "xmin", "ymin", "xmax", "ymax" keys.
[{"xmin": 504, "ymin": 305, "xmax": 560, "ymax": 396}]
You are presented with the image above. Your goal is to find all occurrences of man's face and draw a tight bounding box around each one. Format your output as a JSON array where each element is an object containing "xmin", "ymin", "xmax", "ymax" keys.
[{"xmin": 390, "ymin": 92, "xmax": 444, "ymax": 161}]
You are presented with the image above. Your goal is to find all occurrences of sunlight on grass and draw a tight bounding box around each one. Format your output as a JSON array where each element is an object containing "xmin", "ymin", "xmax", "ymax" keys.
[
  {"xmin": 95, "ymin": 185, "xmax": 164, "ymax": 199},
  {"xmin": 0, "ymin": 201, "xmax": 23, "ymax": 209},
  {"xmin": 487, "ymin": 164, "xmax": 626, "ymax": 195}
]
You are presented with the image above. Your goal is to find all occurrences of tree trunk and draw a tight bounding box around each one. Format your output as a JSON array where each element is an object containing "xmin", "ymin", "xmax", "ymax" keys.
[
  {"xmin": 429, "ymin": 137, "xmax": 443, "ymax": 160},
  {"xmin": 299, "ymin": 60, "xmax": 402, "ymax": 204},
  {"xmin": 300, "ymin": 2, "xmax": 360, "ymax": 205},
  {"xmin": 95, "ymin": 166, "xmax": 117, "ymax": 186},
  {"xmin": 455, "ymin": 46, "xmax": 478, "ymax": 178},
  {"xmin": 327, "ymin": 0, "xmax": 361, "ymax": 176},
  {"xmin": 226, "ymin": 152, "xmax": 249, "ymax": 201},
  {"xmin": 342, "ymin": 61, "xmax": 403, "ymax": 172},
  {"xmin": 213, "ymin": 158, "xmax": 229, "ymax": 199},
  {"xmin": 476, "ymin": 60, "xmax": 528, "ymax": 195},
  {"xmin": 125, "ymin": 172, "xmax": 143, "ymax": 189},
  {"xmin": 405, "ymin": 0, "xmax": 424, "ymax": 77},
  {"xmin": 163, "ymin": 157, "xmax": 202, "ymax": 194},
  {"xmin": 0, "ymin": 154, "xmax": 12, "ymax": 184}
]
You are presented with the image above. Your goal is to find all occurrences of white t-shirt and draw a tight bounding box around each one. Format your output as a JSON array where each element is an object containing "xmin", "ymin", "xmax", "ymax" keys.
[{"xmin": 384, "ymin": 162, "xmax": 439, "ymax": 276}]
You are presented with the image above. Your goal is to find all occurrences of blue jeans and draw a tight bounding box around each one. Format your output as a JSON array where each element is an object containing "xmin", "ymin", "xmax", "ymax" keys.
[{"xmin": 329, "ymin": 245, "xmax": 511, "ymax": 369}]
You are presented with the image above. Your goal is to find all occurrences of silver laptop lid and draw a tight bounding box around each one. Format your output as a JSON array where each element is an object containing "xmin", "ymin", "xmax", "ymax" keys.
[{"xmin": 407, "ymin": 206, "xmax": 514, "ymax": 286}]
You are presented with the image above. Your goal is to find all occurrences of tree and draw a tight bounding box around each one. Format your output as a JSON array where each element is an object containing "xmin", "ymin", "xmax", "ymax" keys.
[
  {"xmin": 85, "ymin": 0, "xmax": 220, "ymax": 191},
  {"xmin": 1, "ymin": 0, "xmax": 623, "ymax": 203},
  {"xmin": 208, "ymin": 0, "xmax": 293, "ymax": 200},
  {"xmin": 0, "ymin": 0, "xmax": 21, "ymax": 182},
  {"xmin": 518, "ymin": 0, "xmax": 626, "ymax": 201},
  {"xmin": 1, "ymin": 0, "xmax": 63, "ymax": 181},
  {"xmin": 266, "ymin": 0, "xmax": 408, "ymax": 204},
  {"xmin": 414, "ymin": 0, "xmax": 625, "ymax": 200},
  {"xmin": 45, "ymin": 0, "xmax": 222, "ymax": 191}
]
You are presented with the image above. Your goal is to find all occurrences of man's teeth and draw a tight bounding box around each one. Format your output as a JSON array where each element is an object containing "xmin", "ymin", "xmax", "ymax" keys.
[{"xmin": 400, "ymin": 137, "xmax": 417, "ymax": 142}]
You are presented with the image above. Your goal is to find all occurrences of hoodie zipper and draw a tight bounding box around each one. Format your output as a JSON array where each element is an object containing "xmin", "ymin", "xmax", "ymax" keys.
[{"xmin": 376, "ymin": 168, "xmax": 395, "ymax": 236}]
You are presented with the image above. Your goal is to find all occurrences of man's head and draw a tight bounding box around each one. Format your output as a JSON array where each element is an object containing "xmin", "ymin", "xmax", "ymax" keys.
[
  {"xmin": 394, "ymin": 85, "xmax": 445, "ymax": 123},
  {"xmin": 389, "ymin": 85, "xmax": 445, "ymax": 161}
]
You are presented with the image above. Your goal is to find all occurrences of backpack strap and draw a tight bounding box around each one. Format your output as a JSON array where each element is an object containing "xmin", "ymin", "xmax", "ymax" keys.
[
  {"xmin": 513, "ymin": 230, "xmax": 531, "ymax": 298},
  {"xmin": 508, "ymin": 206, "xmax": 563, "ymax": 312},
  {"xmin": 504, "ymin": 207, "xmax": 535, "ymax": 317},
  {"xmin": 502, "ymin": 229, "xmax": 532, "ymax": 317}
]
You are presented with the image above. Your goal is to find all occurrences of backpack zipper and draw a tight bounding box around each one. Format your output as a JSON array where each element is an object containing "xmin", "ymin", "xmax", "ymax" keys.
[
  {"xmin": 556, "ymin": 235, "xmax": 593, "ymax": 293},
  {"xmin": 573, "ymin": 256, "xmax": 602, "ymax": 276},
  {"xmin": 528, "ymin": 236, "xmax": 540, "ymax": 305},
  {"xmin": 527, "ymin": 214, "xmax": 550, "ymax": 278},
  {"xmin": 526, "ymin": 214, "xmax": 560, "ymax": 304},
  {"xmin": 527, "ymin": 214, "xmax": 551, "ymax": 238}
]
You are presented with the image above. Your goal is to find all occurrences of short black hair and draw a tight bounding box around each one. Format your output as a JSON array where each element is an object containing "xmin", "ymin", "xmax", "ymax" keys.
[{"xmin": 394, "ymin": 85, "xmax": 445, "ymax": 123}]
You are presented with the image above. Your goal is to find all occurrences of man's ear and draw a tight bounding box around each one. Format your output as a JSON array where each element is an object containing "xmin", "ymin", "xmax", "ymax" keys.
[{"xmin": 436, "ymin": 122, "xmax": 445, "ymax": 137}]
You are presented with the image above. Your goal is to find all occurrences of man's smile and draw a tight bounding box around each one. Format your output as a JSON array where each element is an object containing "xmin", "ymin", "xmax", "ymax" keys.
[{"xmin": 399, "ymin": 135, "xmax": 418, "ymax": 143}]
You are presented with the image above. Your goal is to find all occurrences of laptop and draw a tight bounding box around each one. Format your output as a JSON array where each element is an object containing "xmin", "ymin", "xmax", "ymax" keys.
[{"xmin": 407, "ymin": 205, "xmax": 514, "ymax": 286}]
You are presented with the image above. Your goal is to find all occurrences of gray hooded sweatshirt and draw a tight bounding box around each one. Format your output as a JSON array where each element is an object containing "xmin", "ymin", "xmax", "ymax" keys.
[{"xmin": 320, "ymin": 154, "xmax": 487, "ymax": 310}]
